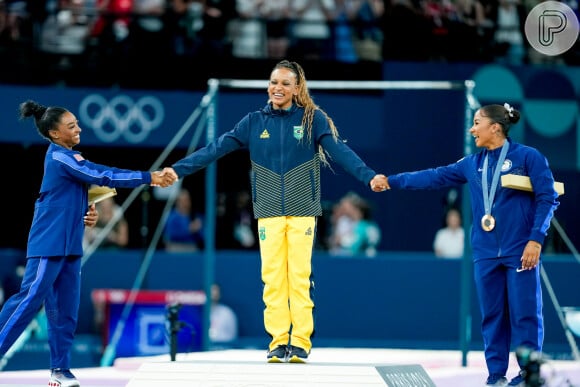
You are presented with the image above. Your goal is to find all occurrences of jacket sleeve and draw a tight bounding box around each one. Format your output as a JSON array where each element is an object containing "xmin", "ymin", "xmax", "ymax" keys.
[
  {"xmin": 53, "ymin": 152, "xmax": 152, "ymax": 187},
  {"xmin": 319, "ymin": 134, "xmax": 377, "ymax": 187},
  {"xmin": 388, "ymin": 158, "xmax": 468, "ymax": 190},
  {"xmin": 527, "ymin": 149, "xmax": 560, "ymax": 244},
  {"xmin": 171, "ymin": 116, "xmax": 249, "ymax": 178}
]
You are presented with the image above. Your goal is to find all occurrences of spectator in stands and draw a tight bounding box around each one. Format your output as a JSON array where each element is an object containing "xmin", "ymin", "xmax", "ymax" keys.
[
  {"xmin": 217, "ymin": 190, "xmax": 258, "ymax": 250},
  {"xmin": 160, "ymin": 60, "xmax": 387, "ymax": 363},
  {"xmin": 83, "ymin": 196, "xmax": 129, "ymax": 250},
  {"xmin": 433, "ymin": 207, "xmax": 464, "ymax": 259},
  {"xmin": 260, "ymin": 0, "xmax": 291, "ymax": 59},
  {"xmin": 230, "ymin": 0, "xmax": 266, "ymax": 59},
  {"xmin": 163, "ymin": 188, "xmax": 205, "ymax": 252},
  {"xmin": 87, "ymin": 0, "xmax": 133, "ymax": 75},
  {"xmin": 383, "ymin": 0, "xmax": 430, "ymax": 61},
  {"xmin": 0, "ymin": 99, "xmax": 175, "ymax": 387},
  {"xmin": 197, "ymin": 0, "xmax": 237, "ymax": 59},
  {"xmin": 489, "ymin": 0, "xmax": 528, "ymax": 65},
  {"xmin": 331, "ymin": 0, "xmax": 359, "ymax": 64},
  {"xmin": 165, "ymin": 0, "xmax": 204, "ymax": 57},
  {"xmin": 209, "ymin": 283, "xmax": 238, "ymax": 346},
  {"xmin": 290, "ymin": 0, "xmax": 335, "ymax": 60},
  {"xmin": 129, "ymin": 0, "xmax": 171, "ymax": 62},
  {"xmin": 328, "ymin": 191, "xmax": 381, "ymax": 257},
  {"xmin": 3, "ymin": 0, "xmax": 27, "ymax": 41},
  {"xmin": 450, "ymin": 0, "xmax": 491, "ymax": 61},
  {"xmin": 422, "ymin": 0, "xmax": 457, "ymax": 61},
  {"xmin": 350, "ymin": 0, "xmax": 385, "ymax": 62},
  {"xmin": 383, "ymin": 103, "xmax": 560, "ymax": 387}
]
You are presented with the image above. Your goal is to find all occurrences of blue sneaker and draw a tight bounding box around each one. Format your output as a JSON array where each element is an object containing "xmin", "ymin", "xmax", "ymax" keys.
[
  {"xmin": 508, "ymin": 371, "xmax": 525, "ymax": 386},
  {"xmin": 486, "ymin": 374, "xmax": 508, "ymax": 386},
  {"xmin": 287, "ymin": 345, "xmax": 309, "ymax": 363},
  {"xmin": 266, "ymin": 345, "xmax": 287, "ymax": 363},
  {"xmin": 49, "ymin": 368, "xmax": 80, "ymax": 387}
]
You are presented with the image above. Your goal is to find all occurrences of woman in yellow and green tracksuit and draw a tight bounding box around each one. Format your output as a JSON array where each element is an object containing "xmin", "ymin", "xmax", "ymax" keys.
[{"xmin": 168, "ymin": 60, "xmax": 388, "ymax": 362}]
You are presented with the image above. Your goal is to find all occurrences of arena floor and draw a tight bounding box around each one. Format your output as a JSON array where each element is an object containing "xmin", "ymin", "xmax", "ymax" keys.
[{"xmin": 1, "ymin": 348, "xmax": 579, "ymax": 387}]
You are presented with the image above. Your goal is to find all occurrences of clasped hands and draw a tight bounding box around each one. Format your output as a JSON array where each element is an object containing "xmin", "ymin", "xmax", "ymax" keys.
[
  {"xmin": 370, "ymin": 174, "xmax": 389, "ymax": 192},
  {"xmin": 151, "ymin": 167, "xmax": 179, "ymax": 187}
]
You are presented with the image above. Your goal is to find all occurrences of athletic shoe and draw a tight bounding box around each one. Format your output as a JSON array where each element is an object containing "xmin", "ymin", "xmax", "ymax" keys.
[
  {"xmin": 48, "ymin": 368, "xmax": 80, "ymax": 387},
  {"xmin": 266, "ymin": 345, "xmax": 288, "ymax": 363},
  {"xmin": 508, "ymin": 371, "xmax": 525, "ymax": 386},
  {"xmin": 287, "ymin": 345, "xmax": 309, "ymax": 363},
  {"xmin": 485, "ymin": 374, "xmax": 508, "ymax": 386}
]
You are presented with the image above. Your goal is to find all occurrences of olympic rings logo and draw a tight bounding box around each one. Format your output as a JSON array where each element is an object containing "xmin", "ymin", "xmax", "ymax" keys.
[{"xmin": 79, "ymin": 94, "xmax": 164, "ymax": 143}]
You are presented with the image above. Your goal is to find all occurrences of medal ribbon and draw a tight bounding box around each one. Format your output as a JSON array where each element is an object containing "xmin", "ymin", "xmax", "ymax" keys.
[{"xmin": 482, "ymin": 141, "xmax": 509, "ymax": 217}]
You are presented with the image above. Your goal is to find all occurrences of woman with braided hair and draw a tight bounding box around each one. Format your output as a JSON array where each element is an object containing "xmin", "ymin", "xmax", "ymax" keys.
[{"xmin": 163, "ymin": 60, "xmax": 387, "ymax": 362}]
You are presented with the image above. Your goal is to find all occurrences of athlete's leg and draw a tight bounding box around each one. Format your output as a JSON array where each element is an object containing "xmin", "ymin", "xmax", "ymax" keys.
[
  {"xmin": 259, "ymin": 217, "xmax": 291, "ymax": 350},
  {"xmin": 0, "ymin": 257, "xmax": 61, "ymax": 355},
  {"xmin": 474, "ymin": 259, "xmax": 510, "ymax": 376},
  {"xmin": 46, "ymin": 256, "xmax": 81, "ymax": 370},
  {"xmin": 506, "ymin": 257, "xmax": 543, "ymax": 368},
  {"xmin": 287, "ymin": 216, "xmax": 316, "ymax": 352}
]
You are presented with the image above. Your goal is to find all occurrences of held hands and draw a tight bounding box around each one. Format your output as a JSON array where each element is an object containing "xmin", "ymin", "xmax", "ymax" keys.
[
  {"xmin": 84, "ymin": 203, "xmax": 98, "ymax": 227},
  {"xmin": 151, "ymin": 167, "xmax": 179, "ymax": 187},
  {"xmin": 370, "ymin": 174, "xmax": 389, "ymax": 192},
  {"xmin": 519, "ymin": 240, "xmax": 542, "ymax": 271}
]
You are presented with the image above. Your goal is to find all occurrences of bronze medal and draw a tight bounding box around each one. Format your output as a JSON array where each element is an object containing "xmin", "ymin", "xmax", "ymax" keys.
[{"xmin": 481, "ymin": 214, "xmax": 495, "ymax": 232}]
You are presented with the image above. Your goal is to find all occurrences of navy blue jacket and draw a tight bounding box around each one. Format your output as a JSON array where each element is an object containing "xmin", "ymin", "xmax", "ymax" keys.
[
  {"xmin": 172, "ymin": 104, "xmax": 377, "ymax": 218},
  {"xmin": 27, "ymin": 143, "xmax": 152, "ymax": 258}
]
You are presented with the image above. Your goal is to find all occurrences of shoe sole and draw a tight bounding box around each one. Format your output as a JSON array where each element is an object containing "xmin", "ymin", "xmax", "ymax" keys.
[
  {"xmin": 267, "ymin": 356, "xmax": 286, "ymax": 363},
  {"xmin": 288, "ymin": 355, "xmax": 307, "ymax": 363}
]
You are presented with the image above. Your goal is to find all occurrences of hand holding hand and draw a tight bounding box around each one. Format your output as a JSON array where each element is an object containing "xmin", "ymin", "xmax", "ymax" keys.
[
  {"xmin": 151, "ymin": 168, "xmax": 178, "ymax": 187},
  {"xmin": 84, "ymin": 203, "xmax": 98, "ymax": 227},
  {"xmin": 370, "ymin": 174, "xmax": 389, "ymax": 192}
]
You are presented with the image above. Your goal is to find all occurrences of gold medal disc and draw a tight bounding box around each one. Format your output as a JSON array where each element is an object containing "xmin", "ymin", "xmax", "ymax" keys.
[{"xmin": 481, "ymin": 214, "xmax": 495, "ymax": 232}]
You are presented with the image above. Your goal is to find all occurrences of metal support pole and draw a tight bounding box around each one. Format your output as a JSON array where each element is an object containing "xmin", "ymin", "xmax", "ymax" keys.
[
  {"xmin": 202, "ymin": 79, "xmax": 219, "ymax": 351},
  {"xmin": 459, "ymin": 81, "xmax": 478, "ymax": 366}
]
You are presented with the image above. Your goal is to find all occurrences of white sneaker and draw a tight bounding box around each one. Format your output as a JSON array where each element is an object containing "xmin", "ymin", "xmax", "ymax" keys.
[{"xmin": 48, "ymin": 368, "xmax": 80, "ymax": 387}]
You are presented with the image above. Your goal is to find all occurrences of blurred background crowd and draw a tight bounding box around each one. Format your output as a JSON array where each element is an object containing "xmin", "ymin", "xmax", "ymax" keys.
[{"xmin": 1, "ymin": 0, "xmax": 579, "ymax": 88}]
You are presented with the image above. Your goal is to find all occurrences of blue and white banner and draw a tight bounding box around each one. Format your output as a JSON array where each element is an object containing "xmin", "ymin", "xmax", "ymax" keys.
[{"xmin": 0, "ymin": 85, "xmax": 204, "ymax": 147}]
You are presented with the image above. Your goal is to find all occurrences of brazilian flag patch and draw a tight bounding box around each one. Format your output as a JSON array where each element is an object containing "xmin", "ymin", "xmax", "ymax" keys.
[{"xmin": 293, "ymin": 126, "xmax": 304, "ymax": 140}]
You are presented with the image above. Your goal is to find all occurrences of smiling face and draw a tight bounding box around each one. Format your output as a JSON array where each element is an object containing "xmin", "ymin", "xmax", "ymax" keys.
[
  {"xmin": 268, "ymin": 67, "xmax": 299, "ymax": 110},
  {"xmin": 49, "ymin": 111, "xmax": 81, "ymax": 149},
  {"xmin": 469, "ymin": 109, "xmax": 504, "ymax": 150}
]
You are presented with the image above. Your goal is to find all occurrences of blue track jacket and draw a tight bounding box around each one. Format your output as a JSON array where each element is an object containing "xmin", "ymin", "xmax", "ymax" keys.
[
  {"xmin": 388, "ymin": 138, "xmax": 559, "ymax": 260},
  {"xmin": 26, "ymin": 143, "xmax": 152, "ymax": 258}
]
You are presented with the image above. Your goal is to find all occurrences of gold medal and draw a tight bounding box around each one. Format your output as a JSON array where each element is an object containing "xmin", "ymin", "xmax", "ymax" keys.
[{"xmin": 481, "ymin": 214, "xmax": 495, "ymax": 232}]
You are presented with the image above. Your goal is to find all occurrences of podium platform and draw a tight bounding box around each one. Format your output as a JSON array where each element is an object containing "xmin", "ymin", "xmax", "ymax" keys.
[
  {"xmin": 2, "ymin": 348, "xmax": 579, "ymax": 387},
  {"xmin": 127, "ymin": 360, "xmax": 435, "ymax": 386}
]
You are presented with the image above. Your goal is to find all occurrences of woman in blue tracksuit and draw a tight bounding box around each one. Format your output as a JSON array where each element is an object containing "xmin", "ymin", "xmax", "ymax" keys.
[
  {"xmin": 0, "ymin": 100, "xmax": 175, "ymax": 387},
  {"xmin": 384, "ymin": 104, "xmax": 559, "ymax": 387},
  {"xmin": 162, "ymin": 60, "xmax": 388, "ymax": 363}
]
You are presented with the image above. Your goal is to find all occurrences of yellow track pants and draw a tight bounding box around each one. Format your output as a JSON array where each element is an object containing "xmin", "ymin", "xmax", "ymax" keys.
[{"xmin": 258, "ymin": 216, "xmax": 316, "ymax": 352}]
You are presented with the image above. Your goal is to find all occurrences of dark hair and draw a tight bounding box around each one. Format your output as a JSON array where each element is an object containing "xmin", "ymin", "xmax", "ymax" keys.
[
  {"xmin": 19, "ymin": 100, "xmax": 68, "ymax": 141},
  {"xmin": 479, "ymin": 103, "xmax": 521, "ymax": 136}
]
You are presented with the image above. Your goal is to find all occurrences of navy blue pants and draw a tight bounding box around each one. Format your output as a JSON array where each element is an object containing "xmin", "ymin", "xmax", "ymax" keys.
[
  {"xmin": 474, "ymin": 255, "xmax": 543, "ymax": 376},
  {"xmin": 0, "ymin": 256, "xmax": 81, "ymax": 369}
]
